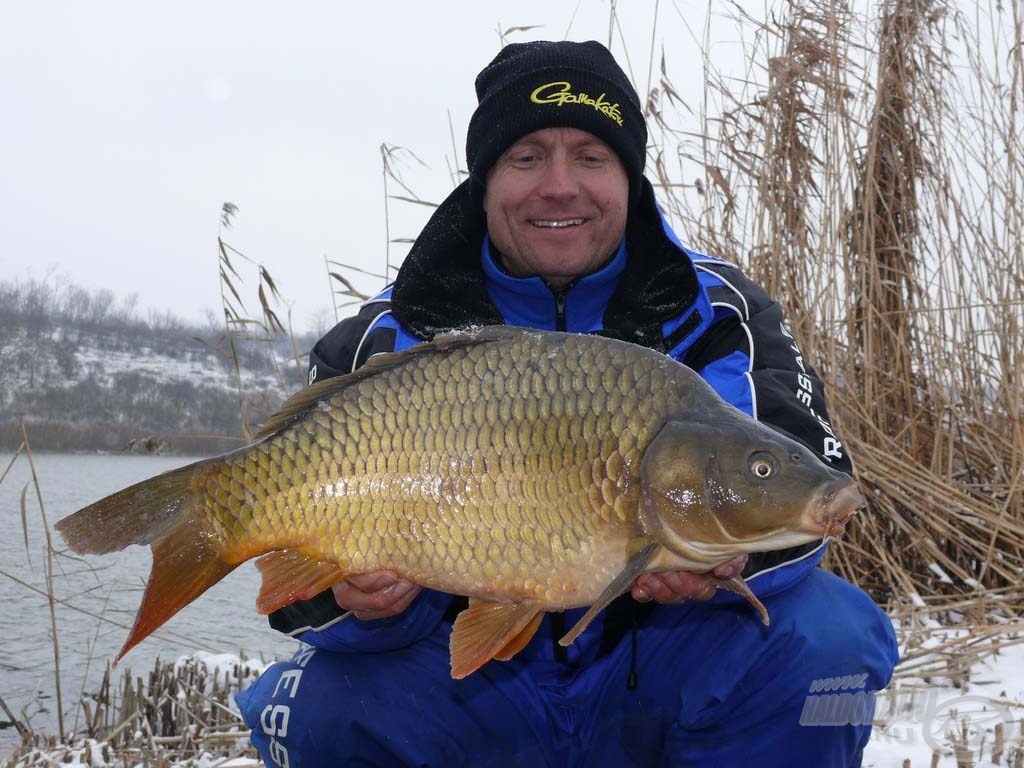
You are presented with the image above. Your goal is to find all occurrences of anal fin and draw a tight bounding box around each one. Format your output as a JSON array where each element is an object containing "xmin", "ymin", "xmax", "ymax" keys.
[
  {"xmin": 493, "ymin": 610, "xmax": 545, "ymax": 661},
  {"xmin": 254, "ymin": 549, "xmax": 350, "ymax": 614},
  {"xmin": 449, "ymin": 599, "xmax": 543, "ymax": 679}
]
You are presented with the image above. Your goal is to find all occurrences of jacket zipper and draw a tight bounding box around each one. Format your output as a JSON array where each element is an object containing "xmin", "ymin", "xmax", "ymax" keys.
[
  {"xmin": 554, "ymin": 288, "xmax": 568, "ymax": 332},
  {"xmin": 549, "ymin": 282, "xmax": 571, "ymax": 664},
  {"xmin": 552, "ymin": 284, "xmax": 569, "ymax": 664}
]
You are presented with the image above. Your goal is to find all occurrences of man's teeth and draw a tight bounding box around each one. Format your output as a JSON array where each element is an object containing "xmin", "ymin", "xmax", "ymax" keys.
[{"xmin": 530, "ymin": 219, "xmax": 585, "ymax": 228}]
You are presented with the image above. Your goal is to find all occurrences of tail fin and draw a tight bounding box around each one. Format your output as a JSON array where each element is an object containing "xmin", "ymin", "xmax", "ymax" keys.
[
  {"xmin": 55, "ymin": 461, "xmax": 237, "ymax": 660},
  {"xmin": 56, "ymin": 461, "xmax": 204, "ymax": 554}
]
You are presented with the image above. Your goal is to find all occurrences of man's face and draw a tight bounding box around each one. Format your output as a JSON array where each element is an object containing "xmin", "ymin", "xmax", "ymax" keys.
[{"xmin": 484, "ymin": 127, "xmax": 629, "ymax": 288}]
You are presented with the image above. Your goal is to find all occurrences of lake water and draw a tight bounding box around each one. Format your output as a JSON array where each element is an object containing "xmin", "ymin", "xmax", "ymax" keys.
[{"xmin": 0, "ymin": 452, "xmax": 300, "ymax": 756}]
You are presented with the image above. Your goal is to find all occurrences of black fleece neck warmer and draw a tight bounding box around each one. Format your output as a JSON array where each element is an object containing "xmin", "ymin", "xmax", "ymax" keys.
[{"xmin": 390, "ymin": 178, "xmax": 700, "ymax": 350}]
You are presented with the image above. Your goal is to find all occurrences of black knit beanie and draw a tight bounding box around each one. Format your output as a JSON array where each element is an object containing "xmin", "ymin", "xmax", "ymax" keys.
[{"xmin": 466, "ymin": 40, "xmax": 647, "ymax": 201}]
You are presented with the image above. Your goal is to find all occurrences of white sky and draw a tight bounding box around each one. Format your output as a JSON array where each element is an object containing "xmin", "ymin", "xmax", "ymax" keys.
[{"xmin": 1, "ymin": 1, "xmax": 741, "ymax": 335}]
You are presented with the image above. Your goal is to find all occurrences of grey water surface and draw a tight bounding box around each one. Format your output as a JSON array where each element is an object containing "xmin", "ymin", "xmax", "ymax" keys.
[{"xmin": 0, "ymin": 452, "xmax": 299, "ymax": 755}]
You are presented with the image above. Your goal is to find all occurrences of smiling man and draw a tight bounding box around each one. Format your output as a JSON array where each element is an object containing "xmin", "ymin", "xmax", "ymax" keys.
[
  {"xmin": 237, "ymin": 41, "xmax": 897, "ymax": 767},
  {"xmin": 484, "ymin": 127, "xmax": 629, "ymax": 287}
]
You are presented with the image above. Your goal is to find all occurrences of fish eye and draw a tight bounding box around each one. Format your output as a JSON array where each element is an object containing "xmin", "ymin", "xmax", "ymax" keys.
[{"xmin": 749, "ymin": 454, "xmax": 778, "ymax": 479}]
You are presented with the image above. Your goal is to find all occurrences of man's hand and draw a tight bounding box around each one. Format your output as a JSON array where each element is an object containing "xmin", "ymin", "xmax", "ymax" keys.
[
  {"xmin": 332, "ymin": 571, "xmax": 421, "ymax": 621},
  {"xmin": 630, "ymin": 554, "xmax": 748, "ymax": 605},
  {"xmin": 335, "ymin": 555, "xmax": 748, "ymax": 620}
]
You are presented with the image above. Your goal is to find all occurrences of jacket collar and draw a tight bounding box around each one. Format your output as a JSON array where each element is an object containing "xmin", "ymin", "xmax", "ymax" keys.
[
  {"xmin": 391, "ymin": 178, "xmax": 700, "ymax": 351},
  {"xmin": 480, "ymin": 236, "xmax": 627, "ymax": 332}
]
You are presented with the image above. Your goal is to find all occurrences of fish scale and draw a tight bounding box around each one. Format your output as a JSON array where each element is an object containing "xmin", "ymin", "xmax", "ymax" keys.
[
  {"xmin": 55, "ymin": 325, "xmax": 865, "ymax": 678},
  {"xmin": 199, "ymin": 334, "xmax": 658, "ymax": 601}
]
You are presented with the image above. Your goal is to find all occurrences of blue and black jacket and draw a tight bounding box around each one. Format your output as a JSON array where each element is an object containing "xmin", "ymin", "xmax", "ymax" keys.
[{"xmin": 269, "ymin": 178, "xmax": 852, "ymax": 669}]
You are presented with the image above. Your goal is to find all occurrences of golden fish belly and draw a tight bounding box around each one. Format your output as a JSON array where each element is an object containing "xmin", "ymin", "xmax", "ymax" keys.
[{"xmin": 210, "ymin": 444, "xmax": 640, "ymax": 609}]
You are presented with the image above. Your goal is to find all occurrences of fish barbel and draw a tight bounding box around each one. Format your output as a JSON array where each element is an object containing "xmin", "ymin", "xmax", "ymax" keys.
[{"xmin": 55, "ymin": 326, "xmax": 864, "ymax": 678}]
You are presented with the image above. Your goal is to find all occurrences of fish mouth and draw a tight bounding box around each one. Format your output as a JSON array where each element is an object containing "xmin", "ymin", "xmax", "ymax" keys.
[{"xmin": 800, "ymin": 481, "xmax": 866, "ymax": 539}]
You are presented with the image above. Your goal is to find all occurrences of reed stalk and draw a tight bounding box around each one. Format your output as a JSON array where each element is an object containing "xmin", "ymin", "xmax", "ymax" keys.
[
  {"xmin": 639, "ymin": 0, "xmax": 1023, "ymax": 606},
  {"xmin": 18, "ymin": 420, "xmax": 65, "ymax": 743}
]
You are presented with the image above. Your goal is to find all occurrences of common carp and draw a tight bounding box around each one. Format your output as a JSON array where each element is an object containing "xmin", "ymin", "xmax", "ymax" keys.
[{"xmin": 56, "ymin": 326, "xmax": 863, "ymax": 679}]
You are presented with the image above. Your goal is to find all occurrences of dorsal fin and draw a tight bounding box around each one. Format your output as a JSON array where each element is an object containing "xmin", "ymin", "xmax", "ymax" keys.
[{"xmin": 253, "ymin": 325, "xmax": 532, "ymax": 441}]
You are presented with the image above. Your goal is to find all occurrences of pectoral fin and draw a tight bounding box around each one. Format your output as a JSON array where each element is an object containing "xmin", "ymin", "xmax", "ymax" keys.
[
  {"xmin": 254, "ymin": 549, "xmax": 350, "ymax": 614},
  {"xmin": 449, "ymin": 599, "xmax": 544, "ymax": 679},
  {"xmin": 559, "ymin": 539, "xmax": 661, "ymax": 647},
  {"xmin": 716, "ymin": 574, "xmax": 770, "ymax": 626}
]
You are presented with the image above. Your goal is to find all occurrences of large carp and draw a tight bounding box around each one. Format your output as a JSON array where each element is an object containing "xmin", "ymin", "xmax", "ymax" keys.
[{"xmin": 56, "ymin": 326, "xmax": 863, "ymax": 679}]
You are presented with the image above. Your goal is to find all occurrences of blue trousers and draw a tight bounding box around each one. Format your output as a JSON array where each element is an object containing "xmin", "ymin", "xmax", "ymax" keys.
[{"xmin": 237, "ymin": 569, "xmax": 897, "ymax": 767}]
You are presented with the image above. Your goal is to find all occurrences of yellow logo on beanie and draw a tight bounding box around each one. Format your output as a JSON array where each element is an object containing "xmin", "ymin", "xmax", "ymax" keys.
[{"xmin": 530, "ymin": 81, "xmax": 624, "ymax": 126}]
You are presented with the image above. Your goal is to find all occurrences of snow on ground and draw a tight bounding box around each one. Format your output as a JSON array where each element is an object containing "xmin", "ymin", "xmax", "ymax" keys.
[
  {"xmin": 173, "ymin": 651, "xmax": 272, "ymax": 695},
  {"xmin": 11, "ymin": 746, "xmax": 261, "ymax": 768},
  {"xmin": 8, "ymin": 622, "xmax": 1024, "ymax": 767},
  {"xmin": 863, "ymin": 625, "xmax": 1024, "ymax": 767},
  {"xmin": 73, "ymin": 344, "xmax": 281, "ymax": 392}
]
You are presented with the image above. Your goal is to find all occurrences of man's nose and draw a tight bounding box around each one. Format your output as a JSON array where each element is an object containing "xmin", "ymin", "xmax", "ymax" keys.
[{"xmin": 538, "ymin": 157, "xmax": 579, "ymax": 199}]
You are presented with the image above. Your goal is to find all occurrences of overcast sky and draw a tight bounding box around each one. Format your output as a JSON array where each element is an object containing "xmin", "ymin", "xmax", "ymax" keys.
[{"xmin": 0, "ymin": 2, "xmax": 757, "ymax": 334}]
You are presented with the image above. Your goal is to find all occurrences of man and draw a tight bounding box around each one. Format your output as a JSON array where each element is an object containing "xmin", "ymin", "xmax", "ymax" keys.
[{"xmin": 237, "ymin": 40, "xmax": 897, "ymax": 767}]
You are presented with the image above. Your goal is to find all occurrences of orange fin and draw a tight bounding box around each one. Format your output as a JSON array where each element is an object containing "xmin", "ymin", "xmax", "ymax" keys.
[
  {"xmin": 55, "ymin": 459, "xmax": 207, "ymax": 554},
  {"xmin": 492, "ymin": 610, "xmax": 545, "ymax": 661},
  {"xmin": 560, "ymin": 539, "xmax": 660, "ymax": 647},
  {"xmin": 119, "ymin": 522, "xmax": 237, "ymax": 661},
  {"xmin": 254, "ymin": 550, "xmax": 349, "ymax": 614},
  {"xmin": 449, "ymin": 599, "xmax": 543, "ymax": 679},
  {"xmin": 716, "ymin": 574, "xmax": 770, "ymax": 626},
  {"xmin": 54, "ymin": 459, "xmax": 236, "ymax": 661}
]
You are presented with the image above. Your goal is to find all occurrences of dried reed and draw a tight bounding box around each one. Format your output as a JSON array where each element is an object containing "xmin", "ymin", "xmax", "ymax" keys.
[
  {"xmin": 210, "ymin": 202, "xmax": 304, "ymax": 440},
  {"xmin": 645, "ymin": 0, "xmax": 1023, "ymax": 610},
  {"xmin": 5, "ymin": 655, "xmax": 264, "ymax": 767}
]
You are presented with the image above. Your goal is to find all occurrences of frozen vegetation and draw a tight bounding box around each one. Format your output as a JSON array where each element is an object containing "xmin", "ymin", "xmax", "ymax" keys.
[{"xmin": 0, "ymin": 278, "xmax": 313, "ymax": 454}]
